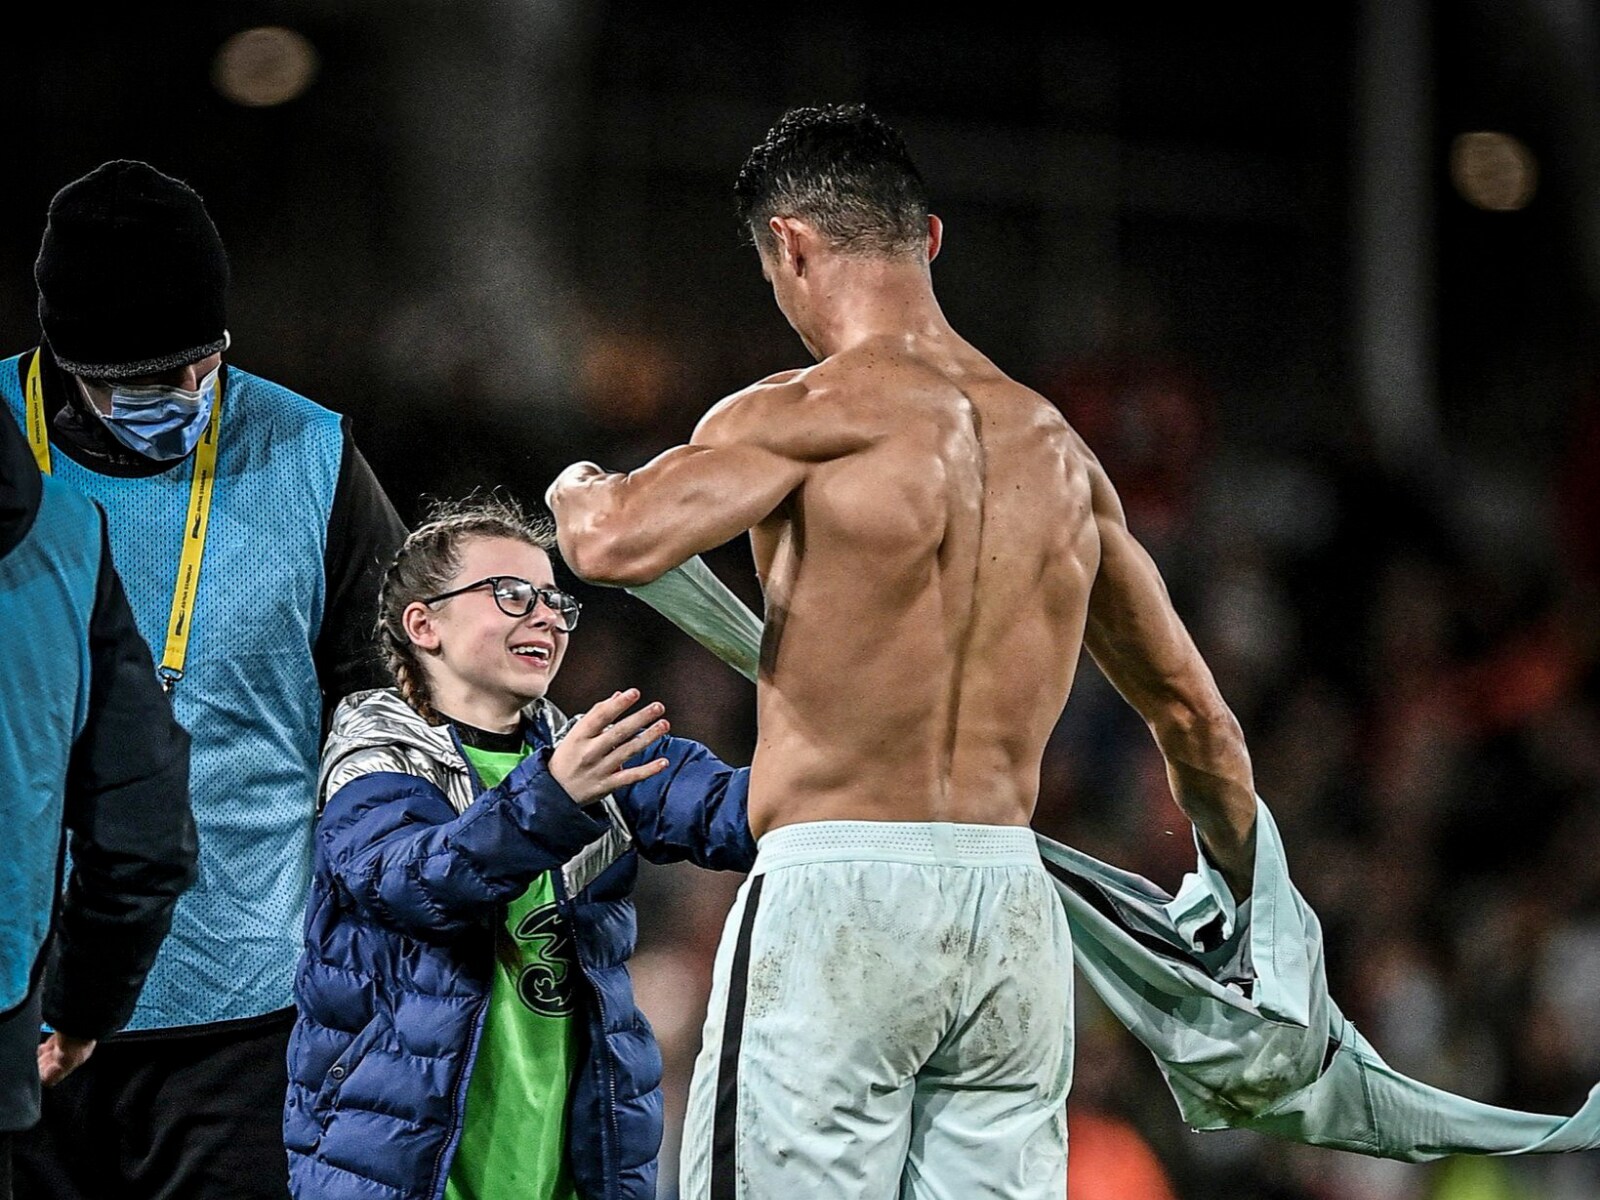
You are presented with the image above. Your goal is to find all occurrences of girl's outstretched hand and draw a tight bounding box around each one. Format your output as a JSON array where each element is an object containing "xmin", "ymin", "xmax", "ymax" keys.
[{"xmin": 548, "ymin": 688, "xmax": 671, "ymax": 805}]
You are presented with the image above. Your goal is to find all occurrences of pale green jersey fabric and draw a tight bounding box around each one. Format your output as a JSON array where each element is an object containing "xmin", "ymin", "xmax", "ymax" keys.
[
  {"xmin": 445, "ymin": 741, "xmax": 582, "ymax": 1200},
  {"xmin": 627, "ymin": 557, "xmax": 1600, "ymax": 1163}
]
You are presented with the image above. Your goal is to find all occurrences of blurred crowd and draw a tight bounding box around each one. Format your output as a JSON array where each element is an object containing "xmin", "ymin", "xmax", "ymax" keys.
[
  {"xmin": 1040, "ymin": 354, "xmax": 1600, "ymax": 1200},
  {"xmin": 458, "ymin": 320, "xmax": 1600, "ymax": 1200}
]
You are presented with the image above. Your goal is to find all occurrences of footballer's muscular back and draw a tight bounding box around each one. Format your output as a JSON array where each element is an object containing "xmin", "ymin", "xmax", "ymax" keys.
[{"xmin": 744, "ymin": 335, "xmax": 1099, "ymax": 839}]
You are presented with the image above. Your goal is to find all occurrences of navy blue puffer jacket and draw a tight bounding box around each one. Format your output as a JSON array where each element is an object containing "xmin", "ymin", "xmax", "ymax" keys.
[{"xmin": 285, "ymin": 689, "xmax": 754, "ymax": 1200}]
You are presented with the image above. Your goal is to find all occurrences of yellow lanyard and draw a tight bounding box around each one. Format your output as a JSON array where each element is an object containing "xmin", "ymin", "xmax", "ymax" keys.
[{"xmin": 25, "ymin": 347, "xmax": 222, "ymax": 694}]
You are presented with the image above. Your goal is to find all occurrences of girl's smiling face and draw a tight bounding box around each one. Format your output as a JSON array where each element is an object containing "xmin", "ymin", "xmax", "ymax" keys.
[{"xmin": 402, "ymin": 535, "xmax": 572, "ymax": 729}]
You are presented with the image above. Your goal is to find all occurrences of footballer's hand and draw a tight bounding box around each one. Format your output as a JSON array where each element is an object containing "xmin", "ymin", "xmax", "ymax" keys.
[{"xmin": 544, "ymin": 461, "xmax": 608, "ymax": 511}]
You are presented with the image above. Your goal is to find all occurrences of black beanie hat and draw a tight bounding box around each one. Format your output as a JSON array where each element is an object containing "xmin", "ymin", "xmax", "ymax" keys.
[{"xmin": 35, "ymin": 160, "xmax": 230, "ymax": 381}]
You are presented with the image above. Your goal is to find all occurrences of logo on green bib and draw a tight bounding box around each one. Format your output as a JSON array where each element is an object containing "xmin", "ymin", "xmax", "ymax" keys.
[{"xmin": 514, "ymin": 904, "xmax": 577, "ymax": 1017}]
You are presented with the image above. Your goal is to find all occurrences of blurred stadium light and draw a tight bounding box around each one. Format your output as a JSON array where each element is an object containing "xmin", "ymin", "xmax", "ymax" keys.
[
  {"xmin": 212, "ymin": 27, "xmax": 319, "ymax": 108},
  {"xmin": 1450, "ymin": 132, "xmax": 1539, "ymax": 212}
]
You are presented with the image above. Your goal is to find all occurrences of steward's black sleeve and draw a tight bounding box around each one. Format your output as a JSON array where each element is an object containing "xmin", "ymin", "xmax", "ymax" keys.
[
  {"xmin": 43, "ymin": 514, "xmax": 198, "ymax": 1040},
  {"xmin": 315, "ymin": 421, "xmax": 407, "ymax": 729}
]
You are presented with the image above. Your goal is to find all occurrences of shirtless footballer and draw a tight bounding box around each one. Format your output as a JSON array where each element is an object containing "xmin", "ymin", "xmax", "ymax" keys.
[{"xmin": 546, "ymin": 103, "xmax": 1257, "ymax": 1200}]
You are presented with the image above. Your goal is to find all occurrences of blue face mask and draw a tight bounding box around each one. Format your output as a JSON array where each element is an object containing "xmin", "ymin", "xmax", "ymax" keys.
[{"xmin": 87, "ymin": 365, "xmax": 220, "ymax": 461}]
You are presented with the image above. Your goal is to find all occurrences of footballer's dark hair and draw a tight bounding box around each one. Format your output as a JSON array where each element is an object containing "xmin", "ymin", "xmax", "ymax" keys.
[{"xmin": 735, "ymin": 104, "xmax": 930, "ymax": 259}]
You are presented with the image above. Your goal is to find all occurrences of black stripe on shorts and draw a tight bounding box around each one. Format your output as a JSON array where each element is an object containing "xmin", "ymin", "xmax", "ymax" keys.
[{"xmin": 711, "ymin": 873, "xmax": 765, "ymax": 1200}]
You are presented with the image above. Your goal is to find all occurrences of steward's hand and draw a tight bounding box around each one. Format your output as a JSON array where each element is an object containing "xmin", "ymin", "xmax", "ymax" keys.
[
  {"xmin": 549, "ymin": 688, "xmax": 670, "ymax": 805},
  {"xmin": 38, "ymin": 1031, "xmax": 96, "ymax": 1086}
]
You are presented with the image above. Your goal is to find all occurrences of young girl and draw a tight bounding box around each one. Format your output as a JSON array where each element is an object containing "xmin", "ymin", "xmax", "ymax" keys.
[{"xmin": 283, "ymin": 495, "xmax": 754, "ymax": 1200}]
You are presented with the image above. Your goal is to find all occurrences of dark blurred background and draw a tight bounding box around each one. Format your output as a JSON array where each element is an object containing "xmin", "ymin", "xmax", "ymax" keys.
[{"xmin": 8, "ymin": 4, "xmax": 1600, "ymax": 1197}]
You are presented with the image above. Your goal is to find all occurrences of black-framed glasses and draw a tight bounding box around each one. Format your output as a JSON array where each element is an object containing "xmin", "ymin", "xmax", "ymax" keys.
[{"xmin": 422, "ymin": 576, "xmax": 582, "ymax": 632}]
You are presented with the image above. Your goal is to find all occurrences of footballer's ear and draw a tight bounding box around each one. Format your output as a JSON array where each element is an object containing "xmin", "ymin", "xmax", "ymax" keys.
[{"xmin": 768, "ymin": 216, "xmax": 819, "ymax": 277}]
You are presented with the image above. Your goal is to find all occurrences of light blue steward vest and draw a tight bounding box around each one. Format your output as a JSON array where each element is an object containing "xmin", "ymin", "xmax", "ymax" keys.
[
  {"xmin": 2, "ymin": 358, "xmax": 343, "ymax": 1028},
  {"xmin": 0, "ymin": 475, "xmax": 97, "ymax": 1014}
]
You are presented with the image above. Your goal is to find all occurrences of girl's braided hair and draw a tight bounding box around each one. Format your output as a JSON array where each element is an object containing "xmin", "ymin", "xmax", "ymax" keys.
[{"xmin": 377, "ymin": 491, "xmax": 557, "ymax": 724}]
